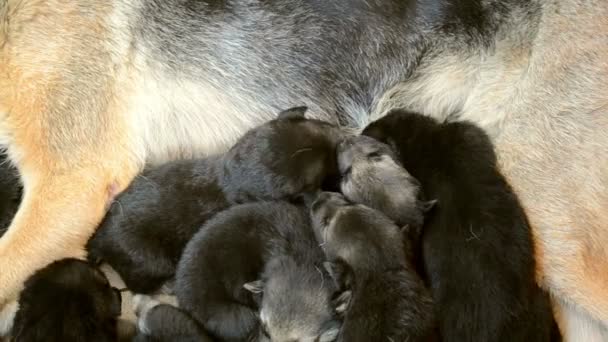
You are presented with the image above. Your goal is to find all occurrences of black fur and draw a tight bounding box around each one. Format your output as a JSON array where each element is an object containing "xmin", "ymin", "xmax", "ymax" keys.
[
  {"xmin": 311, "ymin": 192, "xmax": 435, "ymax": 342},
  {"xmin": 363, "ymin": 110, "xmax": 560, "ymax": 342},
  {"xmin": 87, "ymin": 107, "xmax": 344, "ymax": 294},
  {"xmin": 87, "ymin": 156, "xmax": 227, "ymax": 294},
  {"xmin": 0, "ymin": 152, "xmax": 21, "ymax": 235},
  {"xmin": 173, "ymin": 201, "xmax": 333, "ymax": 341},
  {"xmin": 220, "ymin": 107, "xmax": 345, "ymax": 203},
  {"xmin": 11, "ymin": 259, "xmax": 123, "ymax": 342}
]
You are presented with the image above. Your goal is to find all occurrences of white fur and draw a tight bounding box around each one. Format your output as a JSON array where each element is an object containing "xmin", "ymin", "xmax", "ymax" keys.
[{"xmin": 0, "ymin": 300, "xmax": 17, "ymax": 337}]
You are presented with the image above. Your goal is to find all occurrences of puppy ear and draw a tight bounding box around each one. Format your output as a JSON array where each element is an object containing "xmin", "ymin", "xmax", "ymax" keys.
[
  {"xmin": 277, "ymin": 106, "xmax": 307, "ymax": 119},
  {"xmin": 421, "ymin": 199, "xmax": 438, "ymax": 213},
  {"xmin": 243, "ymin": 280, "xmax": 265, "ymax": 294}
]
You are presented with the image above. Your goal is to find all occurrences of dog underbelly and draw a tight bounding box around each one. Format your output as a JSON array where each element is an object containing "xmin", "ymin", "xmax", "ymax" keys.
[{"xmin": 123, "ymin": 74, "xmax": 277, "ymax": 166}]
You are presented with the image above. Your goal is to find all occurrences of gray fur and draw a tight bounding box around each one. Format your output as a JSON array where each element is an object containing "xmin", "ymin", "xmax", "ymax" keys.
[
  {"xmin": 246, "ymin": 257, "xmax": 341, "ymax": 342},
  {"xmin": 220, "ymin": 111, "xmax": 346, "ymax": 203},
  {"xmin": 310, "ymin": 192, "xmax": 436, "ymax": 342},
  {"xmin": 337, "ymin": 135, "xmax": 434, "ymax": 228}
]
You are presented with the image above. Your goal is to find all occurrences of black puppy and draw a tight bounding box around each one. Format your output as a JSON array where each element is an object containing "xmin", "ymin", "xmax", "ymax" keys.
[
  {"xmin": 311, "ymin": 192, "xmax": 435, "ymax": 342},
  {"xmin": 168, "ymin": 201, "xmax": 339, "ymax": 341},
  {"xmin": 363, "ymin": 110, "xmax": 560, "ymax": 342},
  {"xmin": 10, "ymin": 258, "xmax": 125, "ymax": 342},
  {"xmin": 87, "ymin": 106, "xmax": 345, "ymax": 294},
  {"xmin": 0, "ymin": 152, "xmax": 21, "ymax": 234}
]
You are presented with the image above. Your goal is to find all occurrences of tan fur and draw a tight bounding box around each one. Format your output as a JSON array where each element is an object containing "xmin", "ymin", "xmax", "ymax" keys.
[
  {"xmin": 0, "ymin": 0, "xmax": 607, "ymax": 339},
  {"xmin": 0, "ymin": 0, "xmax": 140, "ymax": 304}
]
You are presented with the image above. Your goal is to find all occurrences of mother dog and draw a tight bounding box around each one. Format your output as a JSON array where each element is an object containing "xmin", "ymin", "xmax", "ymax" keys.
[{"xmin": 0, "ymin": 0, "xmax": 607, "ymax": 340}]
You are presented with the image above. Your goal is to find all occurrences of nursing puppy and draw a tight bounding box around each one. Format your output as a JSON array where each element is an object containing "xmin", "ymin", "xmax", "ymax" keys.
[
  {"xmin": 363, "ymin": 110, "xmax": 559, "ymax": 342},
  {"xmin": 174, "ymin": 201, "xmax": 339, "ymax": 341},
  {"xmin": 311, "ymin": 192, "xmax": 435, "ymax": 342},
  {"xmin": 336, "ymin": 135, "xmax": 435, "ymax": 228},
  {"xmin": 10, "ymin": 258, "xmax": 124, "ymax": 342},
  {"xmin": 87, "ymin": 106, "xmax": 342, "ymax": 293}
]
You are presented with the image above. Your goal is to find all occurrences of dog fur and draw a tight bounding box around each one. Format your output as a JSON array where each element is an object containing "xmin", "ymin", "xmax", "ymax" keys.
[
  {"xmin": 311, "ymin": 191, "xmax": 436, "ymax": 342},
  {"xmin": 86, "ymin": 106, "xmax": 342, "ymax": 294},
  {"xmin": 173, "ymin": 201, "xmax": 336, "ymax": 341},
  {"xmin": 0, "ymin": 0, "xmax": 607, "ymax": 339},
  {"xmin": 364, "ymin": 110, "xmax": 560, "ymax": 341},
  {"xmin": 10, "ymin": 258, "xmax": 124, "ymax": 342}
]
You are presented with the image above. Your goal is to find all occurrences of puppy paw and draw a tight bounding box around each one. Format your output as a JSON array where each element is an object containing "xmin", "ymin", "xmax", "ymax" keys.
[{"xmin": 133, "ymin": 294, "xmax": 161, "ymax": 334}]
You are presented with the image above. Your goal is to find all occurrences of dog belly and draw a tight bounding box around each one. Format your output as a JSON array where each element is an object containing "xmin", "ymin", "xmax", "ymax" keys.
[{"xmin": 123, "ymin": 73, "xmax": 276, "ymax": 165}]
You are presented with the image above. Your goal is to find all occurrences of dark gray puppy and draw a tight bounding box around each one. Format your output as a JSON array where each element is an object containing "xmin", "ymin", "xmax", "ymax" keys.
[
  {"xmin": 310, "ymin": 192, "xmax": 435, "ymax": 342},
  {"xmin": 337, "ymin": 135, "xmax": 435, "ymax": 228},
  {"xmin": 158, "ymin": 201, "xmax": 340, "ymax": 341},
  {"xmin": 87, "ymin": 106, "xmax": 344, "ymax": 294},
  {"xmin": 10, "ymin": 259, "xmax": 128, "ymax": 342}
]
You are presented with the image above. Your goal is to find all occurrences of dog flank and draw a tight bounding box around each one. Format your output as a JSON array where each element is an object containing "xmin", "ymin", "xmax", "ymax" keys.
[
  {"xmin": 311, "ymin": 192, "xmax": 435, "ymax": 341},
  {"xmin": 0, "ymin": 0, "xmax": 607, "ymax": 339}
]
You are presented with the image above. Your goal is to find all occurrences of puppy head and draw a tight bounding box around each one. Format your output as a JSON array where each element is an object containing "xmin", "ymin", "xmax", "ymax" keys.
[
  {"xmin": 244, "ymin": 257, "xmax": 341, "ymax": 342},
  {"xmin": 12, "ymin": 259, "xmax": 122, "ymax": 341},
  {"xmin": 337, "ymin": 135, "xmax": 434, "ymax": 227},
  {"xmin": 362, "ymin": 109, "xmax": 439, "ymax": 151},
  {"xmin": 310, "ymin": 192, "xmax": 407, "ymax": 270},
  {"xmin": 222, "ymin": 106, "xmax": 346, "ymax": 203}
]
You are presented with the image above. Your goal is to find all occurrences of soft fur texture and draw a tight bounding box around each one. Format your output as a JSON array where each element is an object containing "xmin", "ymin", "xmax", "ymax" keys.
[
  {"xmin": 0, "ymin": 0, "xmax": 607, "ymax": 339},
  {"xmin": 10, "ymin": 258, "xmax": 125, "ymax": 342},
  {"xmin": 311, "ymin": 192, "xmax": 435, "ymax": 342},
  {"xmin": 0, "ymin": 152, "xmax": 20, "ymax": 235},
  {"xmin": 86, "ymin": 107, "xmax": 344, "ymax": 294},
  {"xmin": 363, "ymin": 110, "xmax": 560, "ymax": 342},
  {"xmin": 246, "ymin": 256, "xmax": 341, "ymax": 342},
  {"xmin": 172, "ymin": 201, "xmax": 338, "ymax": 341},
  {"xmin": 337, "ymin": 135, "xmax": 436, "ymax": 227}
]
